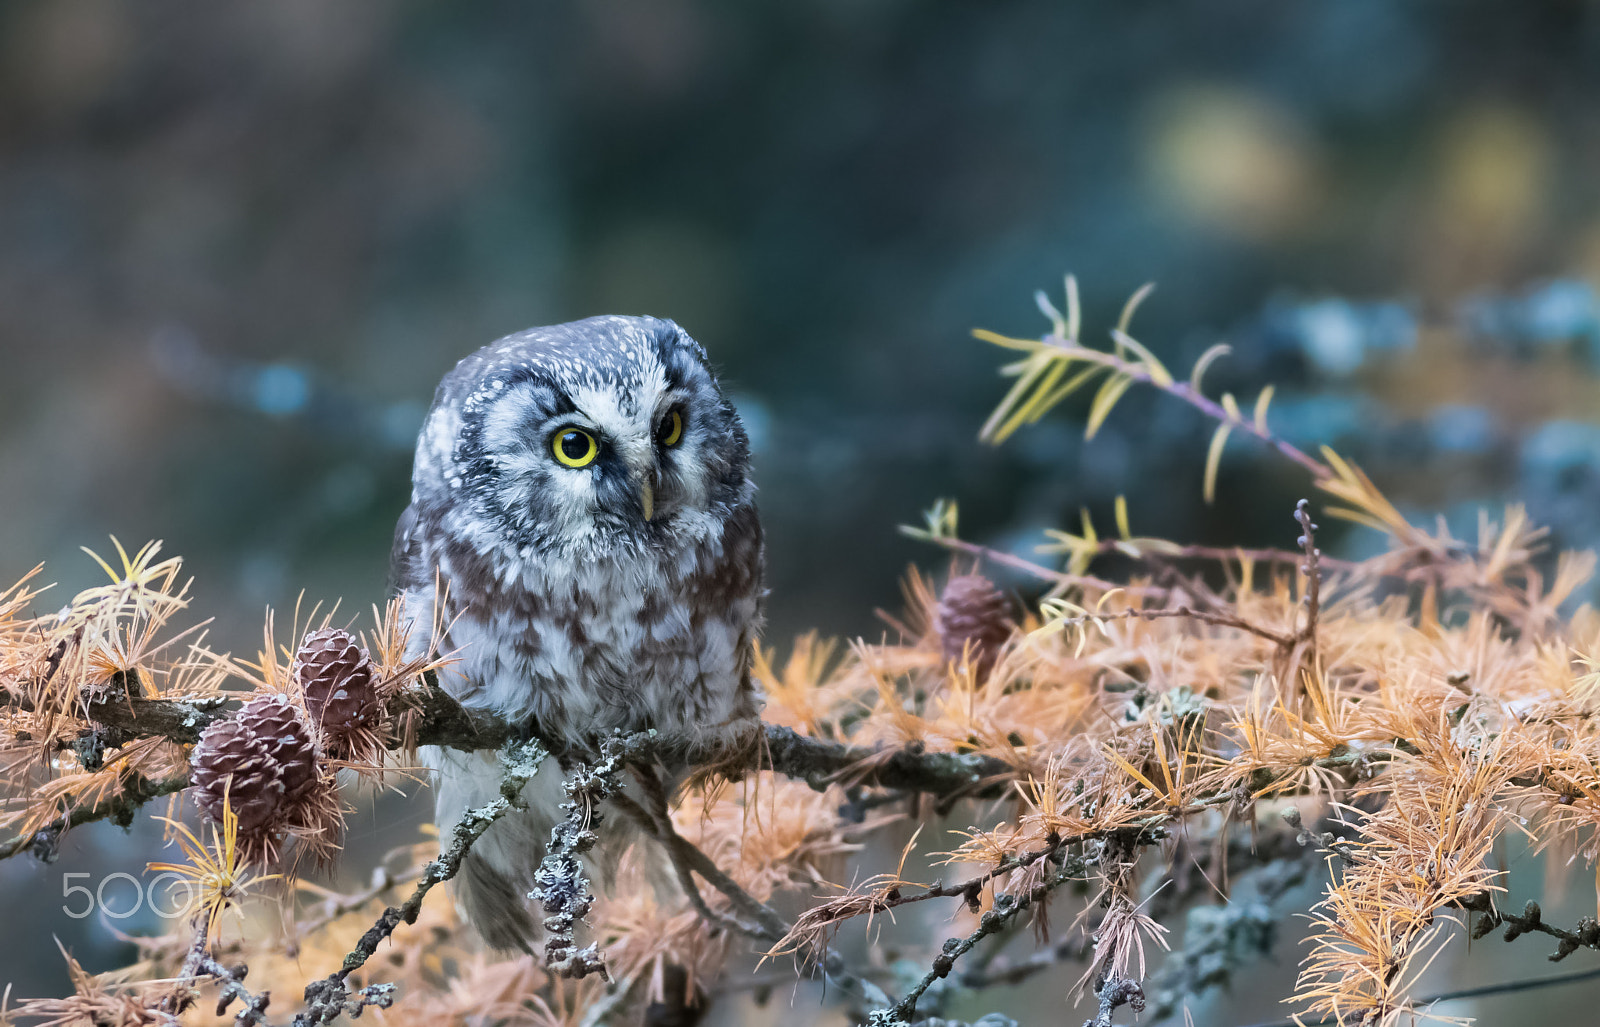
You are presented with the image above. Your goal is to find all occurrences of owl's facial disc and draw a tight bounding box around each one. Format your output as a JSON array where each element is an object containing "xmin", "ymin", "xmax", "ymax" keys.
[
  {"xmin": 459, "ymin": 320, "xmax": 745, "ymax": 554},
  {"xmin": 521, "ymin": 385, "xmax": 691, "ymax": 537}
]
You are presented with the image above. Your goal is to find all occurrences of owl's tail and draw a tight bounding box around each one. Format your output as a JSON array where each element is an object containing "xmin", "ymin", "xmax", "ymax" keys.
[
  {"xmin": 424, "ymin": 745, "xmax": 562, "ymax": 951},
  {"xmin": 423, "ymin": 744, "xmax": 664, "ymax": 953}
]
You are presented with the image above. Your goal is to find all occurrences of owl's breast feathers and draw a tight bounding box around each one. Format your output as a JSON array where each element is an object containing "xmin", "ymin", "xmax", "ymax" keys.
[{"xmin": 394, "ymin": 497, "xmax": 765, "ymax": 746}]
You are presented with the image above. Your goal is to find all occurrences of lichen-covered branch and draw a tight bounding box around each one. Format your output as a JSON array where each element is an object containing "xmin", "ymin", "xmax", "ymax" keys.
[
  {"xmin": 157, "ymin": 919, "xmax": 278, "ymax": 1027},
  {"xmin": 760, "ymin": 725, "xmax": 1012, "ymax": 798},
  {"xmin": 872, "ymin": 859, "xmax": 1085, "ymax": 1025},
  {"xmin": 0, "ymin": 683, "xmax": 1024, "ymax": 864},
  {"xmin": 1465, "ymin": 896, "xmax": 1600, "ymax": 962},
  {"xmin": 292, "ymin": 737, "xmax": 547, "ymax": 1027},
  {"xmin": 533, "ymin": 732, "xmax": 647, "ymax": 980},
  {"xmin": 0, "ymin": 771, "xmax": 190, "ymax": 860},
  {"xmin": 1078, "ymin": 974, "xmax": 1145, "ymax": 1027},
  {"xmin": 182, "ymin": 950, "xmax": 275, "ymax": 1026}
]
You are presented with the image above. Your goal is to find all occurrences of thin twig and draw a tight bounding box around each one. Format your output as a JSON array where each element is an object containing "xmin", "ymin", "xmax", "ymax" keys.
[
  {"xmin": 1050, "ymin": 605, "xmax": 1294, "ymax": 648},
  {"xmin": 662, "ymin": 817, "xmax": 792, "ymax": 945},
  {"xmin": 815, "ymin": 835, "xmax": 1076, "ymax": 929},
  {"xmin": 930, "ymin": 532, "xmax": 1357, "ymax": 576},
  {"xmin": 1037, "ymin": 333, "xmax": 1332, "ymax": 480},
  {"xmin": 614, "ymin": 767, "xmax": 893, "ymax": 1009},
  {"xmin": 1294, "ymin": 499, "xmax": 1321, "ymax": 648},
  {"xmin": 611, "ymin": 786, "xmax": 762, "ymax": 940},
  {"xmin": 194, "ymin": 953, "xmax": 277, "ymax": 1027},
  {"xmin": 874, "ymin": 859, "xmax": 1084, "ymax": 1024},
  {"xmin": 803, "ymin": 754, "xmax": 1385, "ymax": 946},
  {"xmin": 917, "ymin": 536, "xmax": 1131, "ymax": 591},
  {"xmin": 165, "ymin": 920, "xmax": 275, "ymax": 1026},
  {"xmin": 1079, "ymin": 972, "xmax": 1145, "ymax": 1027},
  {"xmin": 1239, "ymin": 964, "xmax": 1600, "ymax": 1027},
  {"xmin": 287, "ymin": 863, "xmax": 426, "ymax": 946},
  {"xmin": 625, "ymin": 767, "xmax": 771, "ymax": 942},
  {"xmin": 0, "ymin": 772, "xmax": 190, "ymax": 860},
  {"xmin": 1464, "ymin": 896, "xmax": 1600, "ymax": 962},
  {"xmin": 1109, "ymin": 540, "xmax": 1353, "ymax": 569}
]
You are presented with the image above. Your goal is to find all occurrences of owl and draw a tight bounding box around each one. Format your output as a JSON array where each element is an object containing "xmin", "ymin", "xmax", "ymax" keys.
[{"xmin": 390, "ymin": 315, "xmax": 765, "ymax": 950}]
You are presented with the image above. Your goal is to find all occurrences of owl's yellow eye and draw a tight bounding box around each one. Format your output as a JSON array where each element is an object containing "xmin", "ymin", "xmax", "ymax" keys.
[
  {"xmin": 659, "ymin": 409, "xmax": 684, "ymax": 448},
  {"xmin": 551, "ymin": 428, "xmax": 598, "ymax": 468}
]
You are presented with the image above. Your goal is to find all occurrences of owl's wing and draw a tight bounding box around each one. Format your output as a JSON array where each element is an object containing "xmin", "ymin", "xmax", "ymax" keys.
[{"xmin": 387, "ymin": 502, "xmax": 422, "ymax": 594}]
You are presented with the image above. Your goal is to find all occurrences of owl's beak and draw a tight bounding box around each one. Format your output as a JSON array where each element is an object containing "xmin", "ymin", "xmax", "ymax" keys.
[{"xmin": 622, "ymin": 447, "xmax": 660, "ymax": 522}]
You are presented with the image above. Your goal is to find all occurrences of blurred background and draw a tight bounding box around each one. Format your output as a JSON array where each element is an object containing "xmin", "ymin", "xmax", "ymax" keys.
[{"xmin": 5, "ymin": 0, "xmax": 1600, "ymax": 1020}]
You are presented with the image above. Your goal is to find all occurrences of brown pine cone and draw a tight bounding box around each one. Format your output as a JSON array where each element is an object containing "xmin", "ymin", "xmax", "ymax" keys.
[
  {"xmin": 191, "ymin": 694, "xmax": 319, "ymax": 835},
  {"xmin": 294, "ymin": 627, "xmax": 379, "ymax": 747},
  {"xmin": 935, "ymin": 574, "xmax": 1014, "ymax": 682}
]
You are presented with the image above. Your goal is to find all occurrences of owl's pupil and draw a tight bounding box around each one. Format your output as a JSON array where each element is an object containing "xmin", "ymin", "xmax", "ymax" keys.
[
  {"xmin": 659, "ymin": 409, "xmax": 684, "ymax": 447},
  {"xmin": 559, "ymin": 433, "xmax": 587, "ymax": 459}
]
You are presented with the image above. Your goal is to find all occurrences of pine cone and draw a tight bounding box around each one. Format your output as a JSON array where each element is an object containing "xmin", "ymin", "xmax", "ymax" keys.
[
  {"xmin": 294, "ymin": 627, "xmax": 380, "ymax": 747},
  {"xmin": 191, "ymin": 694, "xmax": 319, "ymax": 835},
  {"xmin": 935, "ymin": 574, "xmax": 1014, "ymax": 682}
]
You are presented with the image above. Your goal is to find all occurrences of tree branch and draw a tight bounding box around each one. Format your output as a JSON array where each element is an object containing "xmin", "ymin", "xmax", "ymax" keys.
[
  {"xmin": 1046, "ymin": 606, "xmax": 1293, "ymax": 649},
  {"xmin": 169, "ymin": 924, "xmax": 278, "ymax": 1027},
  {"xmin": 924, "ymin": 532, "xmax": 1357, "ymax": 580},
  {"xmin": 760, "ymin": 725, "xmax": 1012, "ymax": 797},
  {"xmin": 1293, "ymin": 499, "xmax": 1321, "ymax": 650},
  {"xmin": 534, "ymin": 732, "xmax": 647, "ymax": 981},
  {"xmin": 872, "ymin": 859, "xmax": 1085, "ymax": 1025},
  {"xmin": 621, "ymin": 762, "xmax": 895, "ymax": 1011},
  {"xmin": 914, "ymin": 536, "xmax": 1132, "ymax": 591},
  {"xmin": 1238, "ymin": 964, "xmax": 1600, "ymax": 1027},
  {"xmin": 0, "ymin": 771, "xmax": 190, "ymax": 860},
  {"xmin": 1464, "ymin": 897, "xmax": 1600, "ymax": 962},
  {"xmin": 292, "ymin": 738, "xmax": 547, "ymax": 1027},
  {"xmin": 0, "ymin": 671, "xmax": 1025, "ymax": 864},
  {"xmin": 610, "ymin": 787, "xmax": 762, "ymax": 940}
]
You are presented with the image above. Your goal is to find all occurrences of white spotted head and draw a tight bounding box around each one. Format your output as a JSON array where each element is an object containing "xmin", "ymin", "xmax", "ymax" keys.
[{"xmin": 414, "ymin": 316, "xmax": 751, "ymax": 558}]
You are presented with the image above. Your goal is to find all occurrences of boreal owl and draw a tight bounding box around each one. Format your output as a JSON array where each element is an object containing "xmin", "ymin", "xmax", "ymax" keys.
[{"xmin": 390, "ymin": 315, "xmax": 764, "ymax": 950}]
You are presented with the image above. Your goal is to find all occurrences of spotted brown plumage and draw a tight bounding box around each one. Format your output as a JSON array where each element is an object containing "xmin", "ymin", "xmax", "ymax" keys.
[{"xmin": 390, "ymin": 315, "xmax": 765, "ymax": 951}]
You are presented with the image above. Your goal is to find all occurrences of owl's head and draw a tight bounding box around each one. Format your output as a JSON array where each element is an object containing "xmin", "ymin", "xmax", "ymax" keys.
[{"xmin": 416, "ymin": 315, "xmax": 751, "ymax": 556}]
